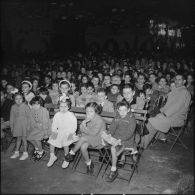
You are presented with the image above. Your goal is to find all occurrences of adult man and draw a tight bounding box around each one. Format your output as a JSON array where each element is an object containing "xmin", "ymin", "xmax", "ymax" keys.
[{"xmin": 140, "ymin": 74, "xmax": 191, "ymax": 149}]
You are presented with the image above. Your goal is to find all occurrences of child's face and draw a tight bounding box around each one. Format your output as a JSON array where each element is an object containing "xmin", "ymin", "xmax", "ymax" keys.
[
  {"xmin": 60, "ymin": 84, "xmax": 70, "ymax": 94},
  {"xmin": 170, "ymin": 83, "xmax": 176, "ymax": 91},
  {"xmin": 71, "ymin": 83, "xmax": 76, "ymax": 91},
  {"xmin": 97, "ymin": 92, "xmax": 106, "ymax": 103},
  {"xmin": 111, "ymin": 86, "xmax": 119, "ymax": 95},
  {"xmin": 87, "ymin": 87, "xmax": 94, "ymax": 95},
  {"xmin": 123, "ymin": 88, "xmax": 135, "ymax": 102},
  {"xmin": 159, "ymin": 78, "xmax": 166, "ymax": 87},
  {"xmin": 82, "ymin": 77, "xmax": 88, "ymax": 83},
  {"xmin": 81, "ymin": 86, "xmax": 87, "ymax": 94},
  {"xmin": 6, "ymin": 85, "xmax": 14, "ymax": 94},
  {"xmin": 103, "ymin": 76, "xmax": 111, "ymax": 85},
  {"xmin": 86, "ymin": 107, "xmax": 96, "ymax": 121},
  {"xmin": 59, "ymin": 102, "xmax": 69, "ymax": 113},
  {"xmin": 52, "ymin": 83, "xmax": 59, "ymax": 91},
  {"xmin": 22, "ymin": 83, "xmax": 30, "ymax": 94},
  {"xmin": 124, "ymin": 75, "xmax": 131, "ymax": 82},
  {"xmin": 15, "ymin": 95, "xmax": 23, "ymax": 105},
  {"xmin": 139, "ymin": 93, "xmax": 145, "ymax": 99},
  {"xmin": 32, "ymin": 103, "xmax": 40, "ymax": 110},
  {"xmin": 117, "ymin": 106, "xmax": 129, "ymax": 118},
  {"xmin": 33, "ymin": 80, "xmax": 38, "ymax": 87},
  {"xmin": 145, "ymin": 88, "xmax": 152, "ymax": 95}
]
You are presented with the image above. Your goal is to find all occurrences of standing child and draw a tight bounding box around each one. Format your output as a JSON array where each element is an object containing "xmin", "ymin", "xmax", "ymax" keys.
[
  {"xmin": 21, "ymin": 80, "xmax": 35, "ymax": 107},
  {"xmin": 47, "ymin": 97, "xmax": 77, "ymax": 168},
  {"xmin": 58, "ymin": 79, "xmax": 75, "ymax": 107},
  {"xmin": 10, "ymin": 92, "xmax": 31, "ymax": 160},
  {"xmin": 65, "ymin": 102, "xmax": 106, "ymax": 175},
  {"xmin": 27, "ymin": 96, "xmax": 51, "ymax": 160},
  {"xmin": 105, "ymin": 101, "xmax": 137, "ymax": 182}
]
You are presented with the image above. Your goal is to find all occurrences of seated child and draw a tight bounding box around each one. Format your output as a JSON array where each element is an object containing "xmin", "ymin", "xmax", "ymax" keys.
[
  {"xmin": 107, "ymin": 84, "xmax": 123, "ymax": 110},
  {"xmin": 47, "ymin": 97, "xmax": 78, "ymax": 168},
  {"xmin": 65, "ymin": 102, "xmax": 106, "ymax": 175},
  {"xmin": 105, "ymin": 100, "xmax": 137, "ymax": 183},
  {"xmin": 27, "ymin": 96, "xmax": 51, "ymax": 160},
  {"xmin": 48, "ymin": 80, "xmax": 60, "ymax": 106},
  {"xmin": 76, "ymin": 83, "xmax": 89, "ymax": 107}
]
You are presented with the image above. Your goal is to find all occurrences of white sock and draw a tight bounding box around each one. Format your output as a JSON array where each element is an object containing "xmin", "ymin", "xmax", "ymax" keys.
[
  {"xmin": 50, "ymin": 153, "xmax": 55, "ymax": 157},
  {"xmin": 69, "ymin": 150, "xmax": 75, "ymax": 155},
  {"xmin": 111, "ymin": 166, "xmax": 117, "ymax": 172},
  {"xmin": 86, "ymin": 159, "xmax": 91, "ymax": 165}
]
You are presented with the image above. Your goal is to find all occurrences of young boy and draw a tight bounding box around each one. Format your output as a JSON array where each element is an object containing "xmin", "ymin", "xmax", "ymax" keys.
[
  {"xmin": 107, "ymin": 84, "xmax": 123, "ymax": 110},
  {"xmin": 105, "ymin": 100, "xmax": 137, "ymax": 183}
]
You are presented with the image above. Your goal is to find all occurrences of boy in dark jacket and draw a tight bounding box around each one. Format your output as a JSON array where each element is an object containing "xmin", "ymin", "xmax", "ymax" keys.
[{"xmin": 105, "ymin": 100, "xmax": 137, "ymax": 182}]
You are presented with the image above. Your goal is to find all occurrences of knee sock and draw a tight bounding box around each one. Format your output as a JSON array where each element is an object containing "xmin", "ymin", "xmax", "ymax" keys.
[
  {"xmin": 111, "ymin": 166, "xmax": 117, "ymax": 171},
  {"xmin": 86, "ymin": 159, "xmax": 91, "ymax": 165}
]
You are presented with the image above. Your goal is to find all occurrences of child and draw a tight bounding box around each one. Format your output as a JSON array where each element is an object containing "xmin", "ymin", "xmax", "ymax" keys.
[
  {"xmin": 38, "ymin": 87, "xmax": 54, "ymax": 112},
  {"xmin": 21, "ymin": 80, "xmax": 35, "ymax": 107},
  {"xmin": 58, "ymin": 79, "xmax": 75, "ymax": 107},
  {"xmin": 76, "ymin": 83, "xmax": 89, "ymax": 107},
  {"xmin": 47, "ymin": 97, "xmax": 77, "ymax": 168},
  {"xmin": 107, "ymin": 84, "xmax": 123, "ymax": 110},
  {"xmin": 86, "ymin": 82, "xmax": 96, "ymax": 102},
  {"xmin": 48, "ymin": 80, "xmax": 60, "ymax": 106},
  {"xmin": 70, "ymin": 81, "xmax": 79, "ymax": 100},
  {"xmin": 27, "ymin": 96, "xmax": 51, "ymax": 160},
  {"xmin": 10, "ymin": 92, "xmax": 31, "ymax": 160},
  {"xmin": 96, "ymin": 88, "xmax": 114, "ymax": 113},
  {"xmin": 105, "ymin": 101, "xmax": 137, "ymax": 182},
  {"xmin": 135, "ymin": 90, "xmax": 146, "ymax": 109},
  {"xmin": 65, "ymin": 102, "xmax": 106, "ymax": 175}
]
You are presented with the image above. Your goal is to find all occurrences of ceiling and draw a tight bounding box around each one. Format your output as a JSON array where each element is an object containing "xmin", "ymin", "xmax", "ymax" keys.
[{"xmin": 1, "ymin": 0, "xmax": 194, "ymax": 28}]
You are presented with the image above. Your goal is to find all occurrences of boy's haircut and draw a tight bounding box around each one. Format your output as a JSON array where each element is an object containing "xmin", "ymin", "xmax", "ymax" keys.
[
  {"xmin": 123, "ymin": 83, "xmax": 135, "ymax": 92},
  {"xmin": 14, "ymin": 92, "xmax": 25, "ymax": 102},
  {"xmin": 110, "ymin": 84, "xmax": 119, "ymax": 89},
  {"xmin": 116, "ymin": 100, "xmax": 130, "ymax": 110},
  {"xmin": 103, "ymin": 74, "xmax": 111, "ymax": 78},
  {"xmin": 85, "ymin": 102, "xmax": 102, "ymax": 114},
  {"xmin": 30, "ymin": 95, "xmax": 44, "ymax": 106},
  {"xmin": 97, "ymin": 87, "xmax": 106, "ymax": 94},
  {"xmin": 38, "ymin": 87, "xmax": 49, "ymax": 95},
  {"xmin": 143, "ymin": 83, "xmax": 152, "ymax": 91},
  {"xmin": 87, "ymin": 82, "xmax": 94, "ymax": 89},
  {"xmin": 80, "ymin": 83, "xmax": 88, "ymax": 89},
  {"xmin": 59, "ymin": 98, "xmax": 72, "ymax": 109},
  {"xmin": 51, "ymin": 80, "xmax": 59, "ymax": 85},
  {"xmin": 124, "ymin": 70, "xmax": 132, "ymax": 77}
]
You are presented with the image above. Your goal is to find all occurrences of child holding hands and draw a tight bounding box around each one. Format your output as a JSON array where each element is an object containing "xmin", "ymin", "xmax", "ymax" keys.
[{"xmin": 47, "ymin": 96, "xmax": 77, "ymax": 168}]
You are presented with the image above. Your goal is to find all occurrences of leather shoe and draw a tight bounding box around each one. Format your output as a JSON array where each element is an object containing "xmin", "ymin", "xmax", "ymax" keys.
[
  {"xmin": 105, "ymin": 170, "xmax": 118, "ymax": 182},
  {"xmin": 65, "ymin": 153, "xmax": 75, "ymax": 162}
]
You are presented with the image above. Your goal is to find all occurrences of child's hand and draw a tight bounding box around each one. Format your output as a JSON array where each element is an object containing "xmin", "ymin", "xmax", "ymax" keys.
[
  {"xmin": 50, "ymin": 132, "xmax": 58, "ymax": 140},
  {"xmin": 67, "ymin": 133, "xmax": 73, "ymax": 141}
]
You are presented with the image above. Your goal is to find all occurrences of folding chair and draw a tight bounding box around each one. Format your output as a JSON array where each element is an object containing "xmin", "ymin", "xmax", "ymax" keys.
[
  {"xmin": 131, "ymin": 108, "xmax": 148, "ymax": 136},
  {"xmin": 102, "ymin": 146, "xmax": 142, "ymax": 184},
  {"xmin": 72, "ymin": 145, "xmax": 110, "ymax": 179},
  {"xmin": 168, "ymin": 124, "xmax": 188, "ymax": 152}
]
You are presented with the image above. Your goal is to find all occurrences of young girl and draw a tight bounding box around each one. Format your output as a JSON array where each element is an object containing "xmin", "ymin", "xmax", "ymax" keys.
[
  {"xmin": 65, "ymin": 102, "xmax": 106, "ymax": 175},
  {"xmin": 21, "ymin": 80, "xmax": 35, "ymax": 107},
  {"xmin": 47, "ymin": 97, "xmax": 78, "ymax": 168},
  {"xmin": 27, "ymin": 96, "xmax": 51, "ymax": 160},
  {"xmin": 10, "ymin": 92, "xmax": 31, "ymax": 160},
  {"xmin": 76, "ymin": 83, "xmax": 89, "ymax": 107},
  {"xmin": 58, "ymin": 79, "xmax": 75, "ymax": 107}
]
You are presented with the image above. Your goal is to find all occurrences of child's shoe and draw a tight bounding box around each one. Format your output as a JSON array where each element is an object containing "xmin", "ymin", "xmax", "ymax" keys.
[
  {"xmin": 19, "ymin": 152, "xmax": 29, "ymax": 160},
  {"xmin": 34, "ymin": 150, "xmax": 45, "ymax": 161},
  {"xmin": 65, "ymin": 153, "xmax": 75, "ymax": 162},
  {"xmin": 105, "ymin": 170, "xmax": 118, "ymax": 182},
  {"xmin": 10, "ymin": 151, "xmax": 20, "ymax": 159},
  {"xmin": 62, "ymin": 160, "xmax": 69, "ymax": 169},
  {"xmin": 47, "ymin": 155, "xmax": 57, "ymax": 167}
]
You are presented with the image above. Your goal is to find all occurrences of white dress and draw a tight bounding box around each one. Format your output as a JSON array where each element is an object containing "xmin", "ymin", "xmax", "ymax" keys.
[{"xmin": 48, "ymin": 111, "xmax": 77, "ymax": 148}]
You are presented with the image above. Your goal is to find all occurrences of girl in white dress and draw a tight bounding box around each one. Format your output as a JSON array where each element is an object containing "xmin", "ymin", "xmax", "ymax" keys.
[{"xmin": 47, "ymin": 96, "xmax": 77, "ymax": 168}]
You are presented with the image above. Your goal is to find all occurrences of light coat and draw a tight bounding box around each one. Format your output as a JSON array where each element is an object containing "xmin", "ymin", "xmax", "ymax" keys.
[{"xmin": 149, "ymin": 86, "xmax": 191, "ymax": 132}]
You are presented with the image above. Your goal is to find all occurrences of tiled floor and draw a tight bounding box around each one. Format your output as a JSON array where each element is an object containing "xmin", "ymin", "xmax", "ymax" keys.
[{"xmin": 1, "ymin": 131, "xmax": 194, "ymax": 194}]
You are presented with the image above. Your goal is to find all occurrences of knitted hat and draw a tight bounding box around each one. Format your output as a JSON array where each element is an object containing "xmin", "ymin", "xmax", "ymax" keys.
[{"xmin": 59, "ymin": 79, "xmax": 71, "ymax": 88}]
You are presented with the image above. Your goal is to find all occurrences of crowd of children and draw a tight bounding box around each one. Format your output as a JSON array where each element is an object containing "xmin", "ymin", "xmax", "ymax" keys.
[{"xmin": 1, "ymin": 51, "xmax": 194, "ymax": 182}]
